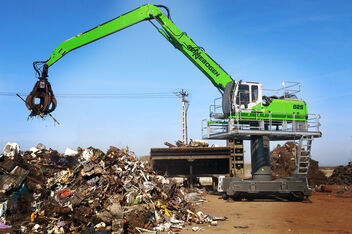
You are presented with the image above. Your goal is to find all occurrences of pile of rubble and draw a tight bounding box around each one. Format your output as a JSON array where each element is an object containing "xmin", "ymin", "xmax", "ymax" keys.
[
  {"xmin": 0, "ymin": 143, "xmax": 226, "ymax": 233},
  {"xmin": 271, "ymin": 142, "xmax": 297, "ymax": 178},
  {"xmin": 328, "ymin": 162, "xmax": 352, "ymax": 185},
  {"xmin": 270, "ymin": 142, "xmax": 327, "ymax": 186}
]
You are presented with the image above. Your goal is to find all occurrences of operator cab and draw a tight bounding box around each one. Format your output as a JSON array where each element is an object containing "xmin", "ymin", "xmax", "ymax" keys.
[{"xmin": 233, "ymin": 81, "xmax": 262, "ymax": 112}]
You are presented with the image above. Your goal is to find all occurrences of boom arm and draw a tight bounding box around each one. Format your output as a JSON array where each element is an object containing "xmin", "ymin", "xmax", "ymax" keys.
[{"xmin": 28, "ymin": 4, "xmax": 233, "ymax": 116}]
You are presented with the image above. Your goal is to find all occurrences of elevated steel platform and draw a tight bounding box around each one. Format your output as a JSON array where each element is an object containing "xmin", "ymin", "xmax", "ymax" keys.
[{"xmin": 202, "ymin": 113, "xmax": 321, "ymax": 141}]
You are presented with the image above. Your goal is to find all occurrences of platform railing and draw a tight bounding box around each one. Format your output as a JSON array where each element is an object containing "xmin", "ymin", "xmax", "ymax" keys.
[
  {"xmin": 209, "ymin": 97, "xmax": 223, "ymax": 118},
  {"xmin": 202, "ymin": 118, "xmax": 227, "ymax": 138},
  {"xmin": 263, "ymin": 81, "xmax": 303, "ymax": 100},
  {"xmin": 202, "ymin": 112, "xmax": 321, "ymax": 138}
]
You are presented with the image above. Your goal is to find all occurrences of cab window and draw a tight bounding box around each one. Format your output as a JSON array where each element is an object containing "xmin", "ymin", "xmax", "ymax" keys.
[
  {"xmin": 236, "ymin": 84, "xmax": 249, "ymax": 105},
  {"xmin": 251, "ymin": 85, "xmax": 258, "ymax": 102}
]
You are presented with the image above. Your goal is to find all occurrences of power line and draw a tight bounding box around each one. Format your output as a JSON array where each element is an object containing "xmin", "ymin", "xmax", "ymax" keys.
[{"xmin": 0, "ymin": 92, "xmax": 178, "ymax": 99}]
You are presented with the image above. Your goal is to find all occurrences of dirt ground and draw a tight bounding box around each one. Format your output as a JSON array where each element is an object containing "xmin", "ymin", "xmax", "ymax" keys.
[{"xmin": 181, "ymin": 188, "xmax": 352, "ymax": 234}]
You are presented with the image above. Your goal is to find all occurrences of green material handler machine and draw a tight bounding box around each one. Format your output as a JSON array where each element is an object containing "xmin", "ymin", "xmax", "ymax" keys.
[{"xmin": 25, "ymin": 4, "xmax": 321, "ymax": 199}]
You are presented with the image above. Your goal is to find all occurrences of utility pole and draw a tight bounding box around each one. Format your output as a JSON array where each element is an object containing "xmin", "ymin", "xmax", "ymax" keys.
[{"xmin": 174, "ymin": 89, "xmax": 189, "ymax": 144}]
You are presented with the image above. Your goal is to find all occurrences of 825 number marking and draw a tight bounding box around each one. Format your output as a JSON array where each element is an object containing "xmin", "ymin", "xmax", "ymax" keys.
[{"xmin": 293, "ymin": 104, "xmax": 304, "ymax": 110}]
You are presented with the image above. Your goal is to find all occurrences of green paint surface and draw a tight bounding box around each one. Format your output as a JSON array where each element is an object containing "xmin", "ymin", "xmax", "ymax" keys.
[
  {"xmin": 43, "ymin": 4, "xmax": 307, "ymax": 123},
  {"xmin": 45, "ymin": 4, "xmax": 233, "ymax": 90}
]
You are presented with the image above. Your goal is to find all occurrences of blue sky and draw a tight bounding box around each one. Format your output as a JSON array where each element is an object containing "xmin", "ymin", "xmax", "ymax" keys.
[{"xmin": 0, "ymin": 0, "xmax": 351, "ymax": 165}]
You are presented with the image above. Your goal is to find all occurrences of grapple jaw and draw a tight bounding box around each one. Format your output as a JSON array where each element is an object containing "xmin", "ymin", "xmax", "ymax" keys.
[{"xmin": 26, "ymin": 63, "xmax": 57, "ymax": 117}]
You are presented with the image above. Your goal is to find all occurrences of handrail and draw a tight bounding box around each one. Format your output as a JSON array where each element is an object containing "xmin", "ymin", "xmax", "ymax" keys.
[{"xmin": 203, "ymin": 112, "xmax": 321, "ymax": 138}]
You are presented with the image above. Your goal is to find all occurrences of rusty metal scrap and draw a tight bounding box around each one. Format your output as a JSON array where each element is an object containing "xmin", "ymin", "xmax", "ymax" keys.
[
  {"xmin": 328, "ymin": 162, "xmax": 352, "ymax": 185},
  {"xmin": 271, "ymin": 142, "xmax": 327, "ymax": 186},
  {"xmin": 163, "ymin": 142, "xmax": 176, "ymax": 148},
  {"xmin": 0, "ymin": 143, "xmax": 226, "ymax": 233}
]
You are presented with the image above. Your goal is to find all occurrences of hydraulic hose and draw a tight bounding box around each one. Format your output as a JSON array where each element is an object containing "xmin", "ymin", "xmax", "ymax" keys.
[{"xmin": 155, "ymin": 5, "xmax": 171, "ymax": 19}]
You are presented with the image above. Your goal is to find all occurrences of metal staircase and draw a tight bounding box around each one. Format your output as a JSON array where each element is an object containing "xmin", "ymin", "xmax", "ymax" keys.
[{"xmin": 294, "ymin": 135, "xmax": 314, "ymax": 175}]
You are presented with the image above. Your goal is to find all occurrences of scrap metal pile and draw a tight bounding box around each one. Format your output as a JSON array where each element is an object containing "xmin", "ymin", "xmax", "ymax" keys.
[
  {"xmin": 270, "ymin": 142, "xmax": 327, "ymax": 186},
  {"xmin": 0, "ymin": 143, "xmax": 226, "ymax": 233},
  {"xmin": 328, "ymin": 162, "xmax": 352, "ymax": 185},
  {"xmin": 164, "ymin": 140, "xmax": 209, "ymax": 148}
]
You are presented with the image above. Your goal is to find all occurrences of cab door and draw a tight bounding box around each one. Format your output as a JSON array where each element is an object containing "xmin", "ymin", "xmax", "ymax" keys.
[{"xmin": 235, "ymin": 84, "xmax": 250, "ymax": 112}]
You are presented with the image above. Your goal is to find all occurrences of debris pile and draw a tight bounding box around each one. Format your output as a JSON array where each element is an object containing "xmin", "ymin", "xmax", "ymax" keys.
[
  {"xmin": 308, "ymin": 159, "xmax": 328, "ymax": 186},
  {"xmin": 271, "ymin": 142, "xmax": 297, "ymax": 178},
  {"xmin": 164, "ymin": 139, "xmax": 209, "ymax": 148},
  {"xmin": 270, "ymin": 142, "xmax": 327, "ymax": 186},
  {"xmin": 328, "ymin": 162, "xmax": 352, "ymax": 185},
  {"xmin": 0, "ymin": 143, "xmax": 226, "ymax": 233}
]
